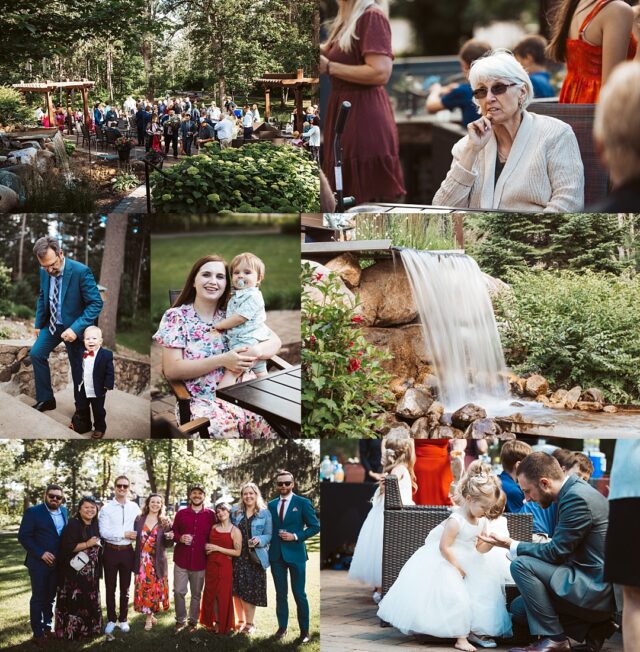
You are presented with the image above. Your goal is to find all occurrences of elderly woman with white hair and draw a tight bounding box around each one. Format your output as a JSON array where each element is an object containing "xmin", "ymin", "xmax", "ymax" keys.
[
  {"xmin": 433, "ymin": 49, "xmax": 584, "ymax": 212},
  {"xmin": 592, "ymin": 61, "xmax": 640, "ymax": 211}
]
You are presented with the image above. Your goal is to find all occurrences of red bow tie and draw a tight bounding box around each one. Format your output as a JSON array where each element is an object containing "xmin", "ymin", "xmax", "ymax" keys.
[{"xmin": 83, "ymin": 351, "xmax": 95, "ymax": 358}]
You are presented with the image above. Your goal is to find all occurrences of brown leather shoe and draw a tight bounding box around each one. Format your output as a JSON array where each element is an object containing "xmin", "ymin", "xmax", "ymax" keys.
[
  {"xmin": 31, "ymin": 637, "xmax": 47, "ymax": 648},
  {"xmin": 510, "ymin": 638, "xmax": 571, "ymax": 652},
  {"xmin": 91, "ymin": 430, "xmax": 105, "ymax": 439}
]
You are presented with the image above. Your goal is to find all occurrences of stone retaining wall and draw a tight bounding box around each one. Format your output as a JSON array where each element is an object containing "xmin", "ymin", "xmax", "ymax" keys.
[{"xmin": 0, "ymin": 340, "xmax": 150, "ymax": 397}]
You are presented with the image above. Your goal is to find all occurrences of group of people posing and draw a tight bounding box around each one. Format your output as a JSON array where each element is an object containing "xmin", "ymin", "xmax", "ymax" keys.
[
  {"xmin": 349, "ymin": 435, "xmax": 638, "ymax": 652},
  {"xmin": 18, "ymin": 470, "xmax": 320, "ymax": 644},
  {"xmin": 320, "ymin": 0, "xmax": 640, "ymax": 212}
]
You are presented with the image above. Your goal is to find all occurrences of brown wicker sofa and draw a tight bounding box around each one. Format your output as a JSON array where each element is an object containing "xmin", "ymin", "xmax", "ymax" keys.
[{"xmin": 382, "ymin": 474, "xmax": 533, "ymax": 600}]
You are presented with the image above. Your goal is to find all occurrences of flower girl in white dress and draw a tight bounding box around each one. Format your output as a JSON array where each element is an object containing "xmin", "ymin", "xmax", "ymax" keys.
[
  {"xmin": 349, "ymin": 435, "xmax": 416, "ymax": 603},
  {"xmin": 377, "ymin": 461, "xmax": 512, "ymax": 652}
]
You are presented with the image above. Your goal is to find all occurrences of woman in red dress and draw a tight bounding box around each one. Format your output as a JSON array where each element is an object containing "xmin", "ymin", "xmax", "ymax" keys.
[
  {"xmin": 320, "ymin": 0, "xmax": 405, "ymax": 205},
  {"xmin": 412, "ymin": 439, "xmax": 453, "ymax": 506},
  {"xmin": 200, "ymin": 502, "xmax": 241, "ymax": 634},
  {"xmin": 547, "ymin": 0, "xmax": 637, "ymax": 103}
]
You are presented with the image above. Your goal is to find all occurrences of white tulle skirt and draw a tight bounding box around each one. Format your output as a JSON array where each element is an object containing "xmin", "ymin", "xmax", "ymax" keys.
[
  {"xmin": 348, "ymin": 494, "xmax": 384, "ymax": 588},
  {"xmin": 377, "ymin": 523, "xmax": 512, "ymax": 638}
]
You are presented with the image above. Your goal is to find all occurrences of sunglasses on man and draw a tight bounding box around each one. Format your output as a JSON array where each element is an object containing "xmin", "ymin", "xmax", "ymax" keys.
[
  {"xmin": 116, "ymin": 483, "xmax": 129, "ymax": 489},
  {"xmin": 277, "ymin": 481, "xmax": 292, "ymax": 487},
  {"xmin": 472, "ymin": 82, "xmax": 517, "ymax": 99},
  {"xmin": 47, "ymin": 494, "xmax": 63, "ymax": 501}
]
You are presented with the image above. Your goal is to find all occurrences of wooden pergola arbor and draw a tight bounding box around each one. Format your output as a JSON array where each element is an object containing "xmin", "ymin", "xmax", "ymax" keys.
[
  {"xmin": 12, "ymin": 80, "xmax": 96, "ymax": 128},
  {"xmin": 254, "ymin": 69, "xmax": 319, "ymax": 133}
]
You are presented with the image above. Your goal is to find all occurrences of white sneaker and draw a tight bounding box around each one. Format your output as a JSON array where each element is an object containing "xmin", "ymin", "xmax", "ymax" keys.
[
  {"xmin": 118, "ymin": 621, "xmax": 130, "ymax": 633},
  {"xmin": 372, "ymin": 590, "xmax": 382, "ymax": 604},
  {"xmin": 104, "ymin": 621, "xmax": 116, "ymax": 635}
]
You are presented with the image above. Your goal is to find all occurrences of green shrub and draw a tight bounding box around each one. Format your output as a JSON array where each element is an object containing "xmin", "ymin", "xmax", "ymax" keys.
[
  {"xmin": 10, "ymin": 304, "xmax": 34, "ymax": 320},
  {"xmin": 494, "ymin": 269, "xmax": 640, "ymax": 403},
  {"xmin": 151, "ymin": 142, "xmax": 320, "ymax": 213},
  {"xmin": 111, "ymin": 171, "xmax": 139, "ymax": 192},
  {"xmin": 64, "ymin": 141, "xmax": 76, "ymax": 156},
  {"xmin": 301, "ymin": 263, "xmax": 393, "ymax": 438},
  {"xmin": 0, "ymin": 86, "xmax": 32, "ymax": 127}
]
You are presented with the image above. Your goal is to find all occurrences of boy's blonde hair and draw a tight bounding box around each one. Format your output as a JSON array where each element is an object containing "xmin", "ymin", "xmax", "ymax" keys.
[
  {"xmin": 84, "ymin": 325, "xmax": 103, "ymax": 339},
  {"xmin": 383, "ymin": 434, "xmax": 417, "ymax": 490},
  {"xmin": 230, "ymin": 252, "xmax": 265, "ymax": 284}
]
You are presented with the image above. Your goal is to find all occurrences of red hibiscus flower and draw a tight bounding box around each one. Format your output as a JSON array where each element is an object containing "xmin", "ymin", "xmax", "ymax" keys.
[
  {"xmin": 351, "ymin": 315, "xmax": 364, "ymax": 323},
  {"xmin": 347, "ymin": 358, "xmax": 361, "ymax": 373}
]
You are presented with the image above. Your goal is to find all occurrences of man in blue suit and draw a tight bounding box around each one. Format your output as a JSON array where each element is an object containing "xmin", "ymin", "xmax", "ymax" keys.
[
  {"xmin": 18, "ymin": 484, "xmax": 68, "ymax": 645},
  {"xmin": 268, "ymin": 470, "xmax": 320, "ymax": 644},
  {"xmin": 31, "ymin": 236, "xmax": 103, "ymax": 414}
]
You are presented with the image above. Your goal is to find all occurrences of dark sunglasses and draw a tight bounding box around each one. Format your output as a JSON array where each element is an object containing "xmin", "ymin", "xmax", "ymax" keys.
[
  {"xmin": 116, "ymin": 484, "xmax": 129, "ymax": 489},
  {"xmin": 472, "ymin": 82, "xmax": 517, "ymax": 99},
  {"xmin": 47, "ymin": 494, "xmax": 63, "ymax": 501},
  {"xmin": 277, "ymin": 481, "xmax": 292, "ymax": 487}
]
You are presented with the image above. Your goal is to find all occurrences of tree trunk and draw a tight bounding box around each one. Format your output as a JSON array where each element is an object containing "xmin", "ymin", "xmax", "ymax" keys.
[
  {"xmin": 106, "ymin": 45, "xmax": 114, "ymax": 103},
  {"xmin": 98, "ymin": 215, "xmax": 128, "ymax": 349},
  {"xmin": 17, "ymin": 214, "xmax": 26, "ymax": 280},
  {"xmin": 165, "ymin": 441, "xmax": 173, "ymax": 507},
  {"xmin": 132, "ymin": 219, "xmax": 147, "ymax": 319},
  {"xmin": 144, "ymin": 443, "xmax": 158, "ymax": 493}
]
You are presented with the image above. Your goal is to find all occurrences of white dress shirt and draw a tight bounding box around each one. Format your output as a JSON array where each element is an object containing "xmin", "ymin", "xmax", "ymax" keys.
[
  {"xmin": 277, "ymin": 493, "xmax": 299, "ymax": 540},
  {"xmin": 82, "ymin": 349, "xmax": 98, "ymax": 398},
  {"xmin": 98, "ymin": 499, "xmax": 140, "ymax": 545}
]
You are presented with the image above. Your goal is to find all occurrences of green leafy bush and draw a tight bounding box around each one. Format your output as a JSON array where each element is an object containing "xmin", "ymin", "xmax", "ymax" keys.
[
  {"xmin": 151, "ymin": 142, "xmax": 320, "ymax": 213},
  {"xmin": 64, "ymin": 141, "xmax": 76, "ymax": 156},
  {"xmin": 111, "ymin": 171, "xmax": 139, "ymax": 192},
  {"xmin": 301, "ymin": 263, "xmax": 392, "ymax": 438},
  {"xmin": 0, "ymin": 86, "xmax": 32, "ymax": 127},
  {"xmin": 494, "ymin": 269, "xmax": 640, "ymax": 403}
]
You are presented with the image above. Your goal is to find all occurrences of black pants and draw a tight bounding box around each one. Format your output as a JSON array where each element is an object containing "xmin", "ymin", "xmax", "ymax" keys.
[
  {"xmin": 137, "ymin": 126, "xmax": 145, "ymax": 147},
  {"xmin": 182, "ymin": 136, "xmax": 193, "ymax": 156},
  {"xmin": 164, "ymin": 131, "xmax": 178, "ymax": 156},
  {"xmin": 103, "ymin": 545, "xmax": 134, "ymax": 623}
]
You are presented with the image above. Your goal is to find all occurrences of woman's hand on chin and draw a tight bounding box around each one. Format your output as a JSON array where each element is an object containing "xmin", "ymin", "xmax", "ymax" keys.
[
  {"xmin": 223, "ymin": 347, "xmax": 256, "ymax": 373},
  {"xmin": 467, "ymin": 115, "xmax": 493, "ymax": 152}
]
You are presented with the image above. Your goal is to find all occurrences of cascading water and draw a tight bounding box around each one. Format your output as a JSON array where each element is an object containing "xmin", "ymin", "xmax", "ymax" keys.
[
  {"xmin": 51, "ymin": 131, "xmax": 74, "ymax": 187},
  {"xmin": 399, "ymin": 248, "xmax": 509, "ymax": 410}
]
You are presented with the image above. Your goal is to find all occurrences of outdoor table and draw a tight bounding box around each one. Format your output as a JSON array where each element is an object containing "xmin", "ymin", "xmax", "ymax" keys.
[
  {"xmin": 348, "ymin": 203, "xmax": 527, "ymax": 213},
  {"xmin": 216, "ymin": 365, "xmax": 301, "ymax": 437}
]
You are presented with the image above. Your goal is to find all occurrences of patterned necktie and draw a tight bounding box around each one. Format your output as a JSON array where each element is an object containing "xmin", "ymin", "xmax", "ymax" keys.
[
  {"xmin": 279, "ymin": 499, "xmax": 286, "ymax": 523},
  {"xmin": 49, "ymin": 276, "xmax": 60, "ymax": 335}
]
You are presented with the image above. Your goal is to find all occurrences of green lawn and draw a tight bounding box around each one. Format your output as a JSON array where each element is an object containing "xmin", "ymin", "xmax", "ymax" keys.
[
  {"xmin": 116, "ymin": 330, "xmax": 151, "ymax": 356},
  {"xmin": 0, "ymin": 526, "xmax": 319, "ymax": 651},
  {"xmin": 150, "ymin": 232, "xmax": 301, "ymax": 326}
]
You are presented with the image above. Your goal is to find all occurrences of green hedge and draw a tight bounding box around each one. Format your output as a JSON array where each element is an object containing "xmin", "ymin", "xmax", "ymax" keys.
[
  {"xmin": 0, "ymin": 86, "xmax": 32, "ymax": 127},
  {"xmin": 494, "ymin": 269, "xmax": 640, "ymax": 403},
  {"xmin": 151, "ymin": 142, "xmax": 320, "ymax": 213}
]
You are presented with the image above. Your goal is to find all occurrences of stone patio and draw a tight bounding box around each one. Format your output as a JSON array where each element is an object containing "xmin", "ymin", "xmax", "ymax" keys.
[{"xmin": 320, "ymin": 570, "xmax": 624, "ymax": 652}]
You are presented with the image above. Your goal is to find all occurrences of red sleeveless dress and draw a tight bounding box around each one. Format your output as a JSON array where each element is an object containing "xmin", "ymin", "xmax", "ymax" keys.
[
  {"xmin": 412, "ymin": 439, "xmax": 453, "ymax": 506},
  {"xmin": 199, "ymin": 528, "xmax": 235, "ymax": 634},
  {"xmin": 559, "ymin": 0, "xmax": 637, "ymax": 103}
]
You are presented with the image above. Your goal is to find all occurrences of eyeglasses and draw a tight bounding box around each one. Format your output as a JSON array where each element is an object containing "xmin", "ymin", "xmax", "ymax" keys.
[
  {"xmin": 277, "ymin": 481, "xmax": 292, "ymax": 487},
  {"xmin": 471, "ymin": 82, "xmax": 518, "ymax": 99},
  {"xmin": 116, "ymin": 484, "xmax": 129, "ymax": 489},
  {"xmin": 47, "ymin": 494, "xmax": 63, "ymax": 501}
]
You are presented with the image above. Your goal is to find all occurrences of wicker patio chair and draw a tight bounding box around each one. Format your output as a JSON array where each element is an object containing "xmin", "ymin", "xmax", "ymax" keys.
[
  {"xmin": 527, "ymin": 100, "xmax": 609, "ymax": 207},
  {"xmin": 381, "ymin": 474, "xmax": 533, "ymax": 601}
]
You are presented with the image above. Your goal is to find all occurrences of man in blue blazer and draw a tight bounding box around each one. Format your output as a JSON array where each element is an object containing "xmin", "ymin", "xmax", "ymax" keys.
[
  {"xmin": 18, "ymin": 484, "xmax": 68, "ymax": 645},
  {"xmin": 268, "ymin": 470, "xmax": 320, "ymax": 644},
  {"xmin": 31, "ymin": 236, "xmax": 103, "ymax": 413}
]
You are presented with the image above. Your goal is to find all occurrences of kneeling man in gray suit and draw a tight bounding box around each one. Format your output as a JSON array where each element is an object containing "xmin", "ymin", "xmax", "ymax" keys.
[{"xmin": 480, "ymin": 451, "xmax": 616, "ymax": 652}]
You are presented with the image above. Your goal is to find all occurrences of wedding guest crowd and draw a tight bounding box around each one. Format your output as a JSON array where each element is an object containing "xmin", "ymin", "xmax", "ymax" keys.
[{"xmin": 18, "ymin": 471, "xmax": 319, "ymax": 644}]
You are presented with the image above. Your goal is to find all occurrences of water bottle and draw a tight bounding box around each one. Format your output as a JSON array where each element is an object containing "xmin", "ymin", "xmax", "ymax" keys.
[
  {"xmin": 320, "ymin": 456, "xmax": 333, "ymax": 482},
  {"xmin": 334, "ymin": 463, "xmax": 345, "ymax": 483},
  {"xmin": 331, "ymin": 455, "xmax": 339, "ymax": 481}
]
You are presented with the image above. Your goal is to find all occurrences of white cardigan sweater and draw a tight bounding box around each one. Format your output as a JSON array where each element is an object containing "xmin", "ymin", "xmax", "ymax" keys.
[{"xmin": 433, "ymin": 111, "xmax": 584, "ymax": 212}]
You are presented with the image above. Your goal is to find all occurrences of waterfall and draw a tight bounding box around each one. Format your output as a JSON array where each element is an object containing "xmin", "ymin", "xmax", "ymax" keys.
[
  {"xmin": 51, "ymin": 131, "xmax": 74, "ymax": 187},
  {"xmin": 399, "ymin": 248, "xmax": 509, "ymax": 410}
]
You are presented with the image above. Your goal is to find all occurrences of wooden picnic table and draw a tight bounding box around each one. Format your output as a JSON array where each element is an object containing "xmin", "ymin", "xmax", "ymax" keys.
[{"xmin": 216, "ymin": 365, "xmax": 301, "ymax": 438}]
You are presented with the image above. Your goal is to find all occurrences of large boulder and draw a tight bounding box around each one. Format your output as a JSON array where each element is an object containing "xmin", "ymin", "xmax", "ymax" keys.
[
  {"xmin": 410, "ymin": 416, "xmax": 430, "ymax": 438},
  {"xmin": 8, "ymin": 147, "xmax": 38, "ymax": 166},
  {"xmin": 564, "ymin": 386, "xmax": 582, "ymax": 409},
  {"xmin": 0, "ymin": 170, "xmax": 25, "ymax": 205},
  {"xmin": 464, "ymin": 417, "xmax": 502, "ymax": 439},
  {"xmin": 325, "ymin": 253, "xmax": 361, "ymax": 289},
  {"xmin": 36, "ymin": 149, "xmax": 56, "ymax": 174},
  {"xmin": 396, "ymin": 387, "xmax": 433, "ymax": 419},
  {"xmin": 3, "ymin": 163, "xmax": 43, "ymax": 195},
  {"xmin": 20, "ymin": 140, "xmax": 42, "ymax": 150},
  {"xmin": 451, "ymin": 403, "xmax": 487, "ymax": 430},
  {"xmin": 525, "ymin": 374, "xmax": 549, "ymax": 397},
  {"xmin": 357, "ymin": 259, "xmax": 417, "ymax": 326},
  {"xmin": 426, "ymin": 401, "xmax": 445, "ymax": 431},
  {"xmin": 575, "ymin": 401, "xmax": 604, "ymax": 412},
  {"xmin": 431, "ymin": 425, "xmax": 464, "ymax": 439},
  {"xmin": 302, "ymin": 259, "xmax": 360, "ymax": 313},
  {"xmin": 363, "ymin": 324, "xmax": 430, "ymax": 379},
  {"xmin": 582, "ymin": 388, "xmax": 605, "ymax": 403},
  {"xmin": 0, "ymin": 184, "xmax": 19, "ymax": 212}
]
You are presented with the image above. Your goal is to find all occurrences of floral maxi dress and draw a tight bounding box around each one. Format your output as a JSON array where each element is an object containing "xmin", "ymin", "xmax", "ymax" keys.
[
  {"xmin": 134, "ymin": 524, "xmax": 170, "ymax": 614},
  {"xmin": 153, "ymin": 303, "xmax": 275, "ymax": 439}
]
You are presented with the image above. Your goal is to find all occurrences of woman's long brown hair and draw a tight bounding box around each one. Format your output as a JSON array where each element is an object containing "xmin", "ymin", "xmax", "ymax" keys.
[
  {"xmin": 171, "ymin": 254, "xmax": 230, "ymax": 310},
  {"xmin": 546, "ymin": 0, "xmax": 597, "ymax": 62}
]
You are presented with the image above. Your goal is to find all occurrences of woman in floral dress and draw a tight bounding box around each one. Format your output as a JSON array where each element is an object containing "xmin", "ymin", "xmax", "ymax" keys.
[
  {"xmin": 55, "ymin": 497, "xmax": 103, "ymax": 639},
  {"xmin": 133, "ymin": 494, "xmax": 173, "ymax": 630},
  {"xmin": 153, "ymin": 254, "xmax": 281, "ymax": 438},
  {"xmin": 200, "ymin": 502, "xmax": 242, "ymax": 633}
]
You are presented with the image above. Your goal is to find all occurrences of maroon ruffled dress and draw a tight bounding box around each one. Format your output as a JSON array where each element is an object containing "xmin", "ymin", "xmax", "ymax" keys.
[{"xmin": 322, "ymin": 7, "xmax": 405, "ymax": 204}]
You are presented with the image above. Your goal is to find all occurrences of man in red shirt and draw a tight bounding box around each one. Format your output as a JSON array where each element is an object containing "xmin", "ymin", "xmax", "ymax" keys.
[{"xmin": 171, "ymin": 484, "xmax": 217, "ymax": 632}]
